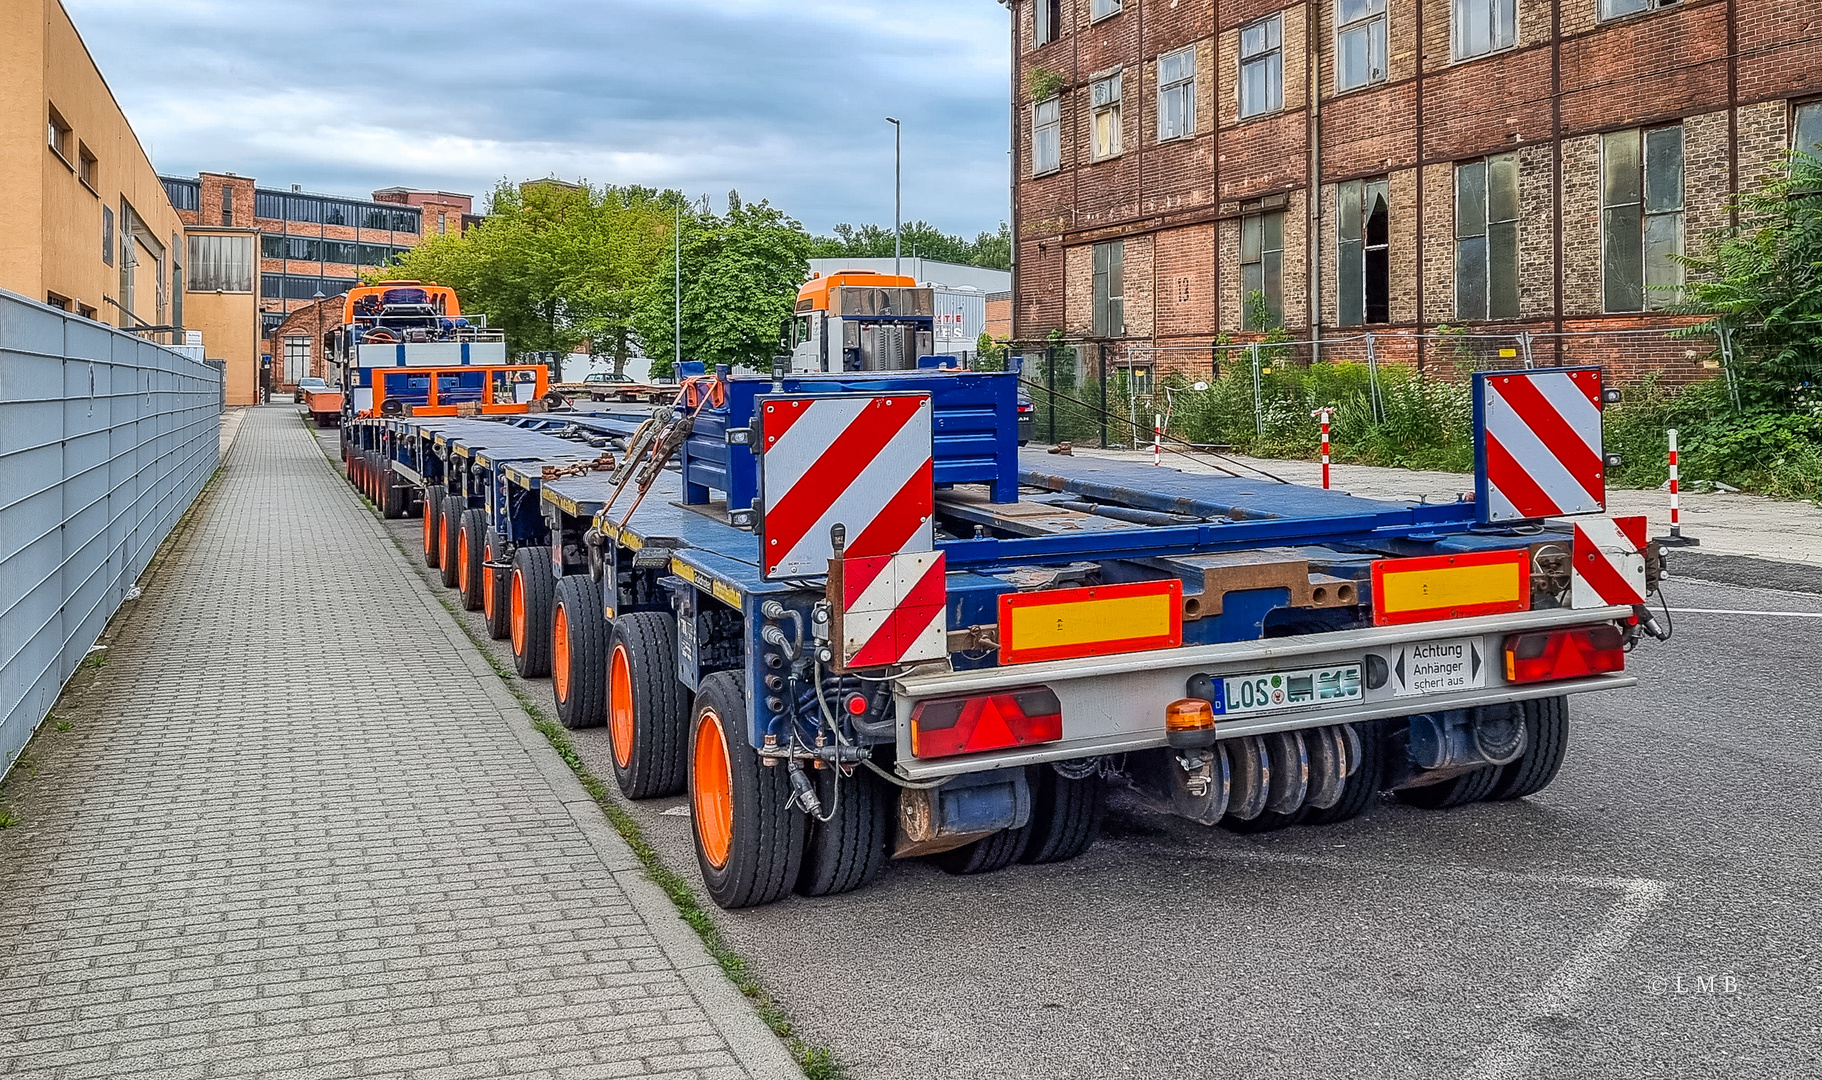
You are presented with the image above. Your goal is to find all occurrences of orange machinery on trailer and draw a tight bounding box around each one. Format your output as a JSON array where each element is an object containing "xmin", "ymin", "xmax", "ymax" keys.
[{"xmin": 334, "ymin": 281, "xmax": 544, "ymax": 418}]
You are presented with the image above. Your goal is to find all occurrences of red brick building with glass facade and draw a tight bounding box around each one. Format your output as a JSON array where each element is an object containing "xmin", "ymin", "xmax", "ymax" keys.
[
  {"xmin": 1006, "ymin": 0, "xmax": 1822, "ymax": 377},
  {"xmin": 161, "ymin": 172, "xmax": 472, "ymax": 389}
]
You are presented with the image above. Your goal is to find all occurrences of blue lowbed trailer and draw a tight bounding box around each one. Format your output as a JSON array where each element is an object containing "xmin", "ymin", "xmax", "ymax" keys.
[{"xmin": 343, "ymin": 364, "xmax": 1664, "ymax": 909}]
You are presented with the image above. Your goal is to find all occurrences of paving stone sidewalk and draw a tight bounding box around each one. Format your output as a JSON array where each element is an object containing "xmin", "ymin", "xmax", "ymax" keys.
[{"xmin": 0, "ymin": 407, "xmax": 799, "ymax": 1080}]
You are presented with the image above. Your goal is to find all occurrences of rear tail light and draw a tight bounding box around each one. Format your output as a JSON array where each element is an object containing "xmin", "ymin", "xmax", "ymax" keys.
[
  {"xmin": 910, "ymin": 686, "xmax": 1062, "ymax": 759},
  {"xmin": 1503, "ymin": 624, "xmax": 1625, "ymax": 685},
  {"xmin": 1017, "ymin": 403, "xmax": 1034, "ymax": 414}
]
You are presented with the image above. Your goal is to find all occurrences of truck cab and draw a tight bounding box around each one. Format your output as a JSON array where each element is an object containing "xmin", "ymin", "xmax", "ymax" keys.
[{"xmin": 787, "ymin": 270, "xmax": 936, "ymax": 372}]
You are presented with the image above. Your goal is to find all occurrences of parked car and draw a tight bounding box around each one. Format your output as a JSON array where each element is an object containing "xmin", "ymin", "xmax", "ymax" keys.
[{"xmin": 1017, "ymin": 391, "xmax": 1035, "ymax": 446}]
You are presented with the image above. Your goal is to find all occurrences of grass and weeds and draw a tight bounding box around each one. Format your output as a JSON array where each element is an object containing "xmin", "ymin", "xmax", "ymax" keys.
[{"xmin": 1032, "ymin": 358, "xmax": 1822, "ymax": 498}]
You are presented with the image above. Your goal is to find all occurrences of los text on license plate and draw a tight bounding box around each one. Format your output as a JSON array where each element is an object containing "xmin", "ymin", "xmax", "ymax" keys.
[{"xmin": 1216, "ymin": 663, "xmax": 1363, "ymax": 716}]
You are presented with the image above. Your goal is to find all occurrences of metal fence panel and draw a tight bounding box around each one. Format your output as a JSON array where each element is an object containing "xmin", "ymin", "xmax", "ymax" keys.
[{"xmin": 0, "ymin": 290, "xmax": 222, "ymax": 778}]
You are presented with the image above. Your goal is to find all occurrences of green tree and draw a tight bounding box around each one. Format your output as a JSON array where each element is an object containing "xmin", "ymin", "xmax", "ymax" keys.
[
  {"xmin": 1676, "ymin": 153, "xmax": 1822, "ymax": 406},
  {"xmin": 810, "ymin": 220, "xmax": 1011, "ymax": 271},
  {"xmin": 377, "ymin": 180, "xmax": 676, "ymax": 366},
  {"xmin": 631, "ymin": 191, "xmax": 811, "ymax": 374}
]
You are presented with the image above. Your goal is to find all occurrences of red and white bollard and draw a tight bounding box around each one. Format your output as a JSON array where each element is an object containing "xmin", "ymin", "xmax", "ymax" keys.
[
  {"xmin": 1667, "ymin": 428, "xmax": 1680, "ymax": 537},
  {"xmin": 1152, "ymin": 413, "xmax": 1162, "ymax": 467},
  {"xmin": 1311, "ymin": 407, "xmax": 1333, "ymax": 489}
]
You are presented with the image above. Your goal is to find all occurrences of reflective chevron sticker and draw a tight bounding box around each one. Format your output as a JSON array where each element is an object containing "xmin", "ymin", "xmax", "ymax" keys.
[{"xmin": 1474, "ymin": 367, "xmax": 1608, "ymax": 523}]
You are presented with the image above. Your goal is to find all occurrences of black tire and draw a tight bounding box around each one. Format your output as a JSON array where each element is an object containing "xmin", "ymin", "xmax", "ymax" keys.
[
  {"xmin": 690, "ymin": 671, "xmax": 804, "ymax": 909},
  {"xmin": 509, "ymin": 546, "xmax": 555, "ymax": 678},
  {"xmin": 456, "ymin": 509, "xmax": 487, "ymax": 611},
  {"xmin": 551, "ymin": 575, "xmax": 609, "ymax": 729},
  {"xmin": 382, "ymin": 463, "xmax": 406, "ymax": 519},
  {"xmin": 1488, "ymin": 696, "xmax": 1570, "ymax": 800},
  {"xmin": 1302, "ymin": 720, "xmax": 1388, "ymax": 826},
  {"xmin": 482, "ymin": 529, "xmax": 511, "ymax": 640},
  {"xmin": 607, "ymin": 612, "xmax": 691, "ymax": 799},
  {"xmin": 1020, "ymin": 766, "xmax": 1103, "ymax": 864},
  {"xmin": 1396, "ymin": 765, "xmax": 1501, "ymax": 809},
  {"xmin": 796, "ymin": 764, "xmax": 892, "ymax": 896},
  {"xmin": 438, "ymin": 495, "xmax": 464, "ymax": 588},
  {"xmin": 935, "ymin": 822, "xmax": 1031, "ymax": 875},
  {"xmin": 422, "ymin": 485, "xmax": 445, "ymax": 568}
]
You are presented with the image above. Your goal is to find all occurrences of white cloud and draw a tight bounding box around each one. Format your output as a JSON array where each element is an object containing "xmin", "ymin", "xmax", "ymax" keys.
[{"xmin": 64, "ymin": 0, "xmax": 1014, "ymax": 235}]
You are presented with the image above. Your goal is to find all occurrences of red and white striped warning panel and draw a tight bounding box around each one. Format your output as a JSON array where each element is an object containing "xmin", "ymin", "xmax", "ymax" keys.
[
  {"xmin": 834, "ymin": 551, "xmax": 948, "ymax": 669},
  {"xmin": 1571, "ymin": 515, "xmax": 1648, "ymax": 609},
  {"xmin": 757, "ymin": 392, "xmax": 934, "ymax": 579},
  {"xmin": 1476, "ymin": 367, "xmax": 1607, "ymax": 523}
]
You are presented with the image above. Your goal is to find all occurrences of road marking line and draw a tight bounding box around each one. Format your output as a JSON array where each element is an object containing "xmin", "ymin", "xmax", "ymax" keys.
[
  {"xmin": 1664, "ymin": 607, "xmax": 1822, "ymax": 618},
  {"xmin": 1466, "ymin": 877, "xmax": 1668, "ymax": 1080},
  {"xmin": 1125, "ymin": 844, "xmax": 1669, "ymax": 1080}
]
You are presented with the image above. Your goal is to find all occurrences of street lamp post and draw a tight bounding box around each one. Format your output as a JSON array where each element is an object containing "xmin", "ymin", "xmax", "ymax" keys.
[
  {"xmin": 674, "ymin": 200, "xmax": 682, "ymax": 373},
  {"xmin": 311, "ymin": 289, "xmax": 326, "ymax": 393},
  {"xmin": 886, "ymin": 117, "xmax": 901, "ymax": 277}
]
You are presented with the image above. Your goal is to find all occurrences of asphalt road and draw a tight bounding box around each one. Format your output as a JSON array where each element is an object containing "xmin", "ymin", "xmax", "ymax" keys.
[{"xmin": 316, "ymin": 422, "xmax": 1822, "ymax": 1080}]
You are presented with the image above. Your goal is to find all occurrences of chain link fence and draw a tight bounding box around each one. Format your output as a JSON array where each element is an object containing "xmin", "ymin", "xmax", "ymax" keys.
[
  {"xmin": 1007, "ymin": 325, "xmax": 1737, "ymax": 453},
  {"xmin": 1, "ymin": 290, "xmax": 223, "ymax": 778}
]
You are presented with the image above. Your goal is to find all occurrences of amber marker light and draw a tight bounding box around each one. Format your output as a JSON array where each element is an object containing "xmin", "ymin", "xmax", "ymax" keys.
[{"xmin": 1165, "ymin": 698, "xmax": 1217, "ymax": 748}]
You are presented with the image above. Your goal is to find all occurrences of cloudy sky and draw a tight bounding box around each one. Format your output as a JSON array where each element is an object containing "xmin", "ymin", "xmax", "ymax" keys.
[{"xmin": 66, "ymin": 0, "xmax": 1014, "ymax": 236}]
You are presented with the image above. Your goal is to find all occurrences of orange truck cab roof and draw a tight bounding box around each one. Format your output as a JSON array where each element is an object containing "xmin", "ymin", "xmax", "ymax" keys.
[
  {"xmin": 795, "ymin": 269, "xmax": 918, "ymax": 314},
  {"xmin": 343, "ymin": 281, "xmax": 461, "ymax": 323}
]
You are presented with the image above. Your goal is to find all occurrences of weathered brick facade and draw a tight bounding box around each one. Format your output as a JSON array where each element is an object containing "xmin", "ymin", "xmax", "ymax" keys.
[{"xmin": 1008, "ymin": 0, "xmax": 1822, "ymax": 380}]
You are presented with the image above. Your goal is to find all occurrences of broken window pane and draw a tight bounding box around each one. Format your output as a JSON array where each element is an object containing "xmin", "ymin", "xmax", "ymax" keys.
[
  {"xmin": 1797, "ymin": 102, "xmax": 1822, "ymax": 157},
  {"xmin": 1643, "ymin": 211, "xmax": 1682, "ymax": 308},
  {"xmin": 1644, "ymin": 126, "xmax": 1684, "ymax": 212},
  {"xmin": 1241, "ymin": 214, "xmax": 1262, "ymax": 262},
  {"xmin": 1489, "ymin": 221, "xmax": 1520, "ymax": 319},
  {"xmin": 1603, "ymin": 130, "xmax": 1641, "ymax": 206},
  {"xmin": 1603, "ymin": 205, "xmax": 1644, "ymax": 313},
  {"xmin": 1339, "ymin": 179, "xmax": 1363, "ymax": 242},
  {"xmin": 1455, "ymin": 235, "xmax": 1488, "ymax": 320}
]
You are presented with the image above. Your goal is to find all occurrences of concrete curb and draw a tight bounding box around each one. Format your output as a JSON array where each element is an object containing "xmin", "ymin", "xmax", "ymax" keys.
[{"xmin": 331, "ymin": 450, "xmax": 806, "ymax": 1080}]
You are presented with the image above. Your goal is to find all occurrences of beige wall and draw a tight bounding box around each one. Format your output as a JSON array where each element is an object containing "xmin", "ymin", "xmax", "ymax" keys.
[
  {"xmin": 183, "ymin": 285, "xmax": 259, "ymax": 407},
  {"xmin": 1, "ymin": 0, "xmax": 183, "ymax": 330}
]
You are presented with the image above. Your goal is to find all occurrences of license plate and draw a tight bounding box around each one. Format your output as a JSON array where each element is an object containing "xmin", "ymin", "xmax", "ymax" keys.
[{"xmin": 1214, "ymin": 662, "xmax": 1363, "ymax": 716}]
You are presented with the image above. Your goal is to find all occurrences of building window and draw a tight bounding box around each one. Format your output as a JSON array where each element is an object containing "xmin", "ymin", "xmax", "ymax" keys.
[
  {"xmin": 1602, "ymin": 126, "xmax": 1683, "ymax": 313},
  {"xmin": 47, "ymin": 104, "xmax": 71, "ymax": 161},
  {"xmin": 1091, "ymin": 73, "xmax": 1123, "ymax": 160},
  {"xmin": 1337, "ymin": 0, "xmax": 1388, "ymax": 90},
  {"xmin": 1091, "ymin": 0, "xmax": 1121, "ymax": 20},
  {"xmin": 1240, "ymin": 16, "xmax": 1283, "ymax": 119},
  {"xmin": 102, "ymin": 205, "xmax": 115, "ymax": 266},
  {"xmin": 187, "ymin": 235, "xmax": 255, "ymax": 293},
  {"xmin": 283, "ymin": 336, "xmax": 311, "ymax": 385},
  {"xmin": 1241, "ymin": 210, "xmax": 1284, "ymax": 328},
  {"xmin": 1796, "ymin": 102, "xmax": 1822, "ymax": 157},
  {"xmin": 1033, "ymin": 97, "xmax": 1062, "ymax": 175},
  {"xmin": 78, "ymin": 144, "xmax": 98, "ymax": 190},
  {"xmin": 1158, "ymin": 47, "xmax": 1197, "ymax": 142},
  {"xmin": 1452, "ymin": 0, "xmax": 1516, "ymax": 60},
  {"xmin": 1455, "ymin": 154, "xmax": 1520, "ymax": 321},
  {"xmin": 1036, "ymin": 0, "xmax": 1061, "ymax": 44},
  {"xmin": 162, "ymin": 178, "xmax": 200, "ymax": 212},
  {"xmin": 1600, "ymin": 0, "xmax": 1678, "ymax": 20},
  {"xmin": 221, "ymin": 186, "xmax": 233, "ymax": 227},
  {"xmin": 1092, "ymin": 241, "xmax": 1125, "ymax": 337},
  {"xmin": 1338, "ymin": 179, "xmax": 1390, "ymax": 326}
]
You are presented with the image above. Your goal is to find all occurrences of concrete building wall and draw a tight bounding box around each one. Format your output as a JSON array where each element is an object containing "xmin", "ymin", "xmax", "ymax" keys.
[
  {"xmin": 1008, "ymin": 0, "xmax": 1822, "ymax": 379},
  {"xmin": 1, "ymin": 0, "xmax": 184, "ymax": 331}
]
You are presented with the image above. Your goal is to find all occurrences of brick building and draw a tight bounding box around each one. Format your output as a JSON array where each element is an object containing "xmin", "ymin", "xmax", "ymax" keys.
[
  {"xmin": 160, "ymin": 173, "xmax": 472, "ymax": 389},
  {"xmin": 1006, "ymin": 0, "xmax": 1822, "ymax": 378}
]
